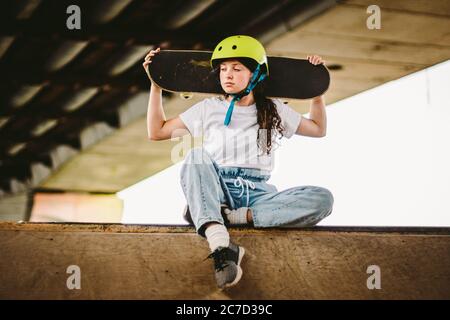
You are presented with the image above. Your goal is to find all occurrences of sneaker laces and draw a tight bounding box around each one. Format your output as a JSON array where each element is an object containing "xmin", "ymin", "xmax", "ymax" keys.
[{"xmin": 204, "ymin": 247, "xmax": 230, "ymax": 272}]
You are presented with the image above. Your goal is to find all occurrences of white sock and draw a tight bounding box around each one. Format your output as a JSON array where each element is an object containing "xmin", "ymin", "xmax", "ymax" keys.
[
  {"xmin": 224, "ymin": 207, "xmax": 249, "ymax": 225},
  {"xmin": 205, "ymin": 224, "xmax": 230, "ymax": 252}
]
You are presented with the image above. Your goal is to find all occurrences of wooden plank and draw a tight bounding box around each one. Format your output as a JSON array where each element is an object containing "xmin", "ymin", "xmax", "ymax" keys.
[
  {"xmin": 0, "ymin": 223, "xmax": 449, "ymax": 299},
  {"xmin": 343, "ymin": 0, "xmax": 450, "ymax": 17},
  {"xmin": 294, "ymin": 4, "xmax": 450, "ymax": 45},
  {"xmin": 268, "ymin": 32, "xmax": 450, "ymax": 65}
]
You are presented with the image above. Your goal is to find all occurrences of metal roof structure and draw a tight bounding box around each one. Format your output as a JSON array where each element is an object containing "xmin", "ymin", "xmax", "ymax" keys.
[{"xmin": 0, "ymin": 0, "xmax": 330, "ymax": 195}]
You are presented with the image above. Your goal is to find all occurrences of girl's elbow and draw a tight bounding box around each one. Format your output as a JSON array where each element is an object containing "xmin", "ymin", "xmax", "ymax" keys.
[
  {"xmin": 148, "ymin": 132, "xmax": 161, "ymax": 141},
  {"xmin": 317, "ymin": 128, "xmax": 326, "ymax": 137}
]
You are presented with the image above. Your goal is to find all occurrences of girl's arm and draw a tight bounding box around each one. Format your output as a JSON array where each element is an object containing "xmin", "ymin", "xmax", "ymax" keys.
[
  {"xmin": 295, "ymin": 55, "xmax": 327, "ymax": 138},
  {"xmin": 295, "ymin": 95, "xmax": 327, "ymax": 138},
  {"xmin": 143, "ymin": 48, "xmax": 188, "ymax": 141},
  {"xmin": 146, "ymin": 85, "xmax": 187, "ymax": 141}
]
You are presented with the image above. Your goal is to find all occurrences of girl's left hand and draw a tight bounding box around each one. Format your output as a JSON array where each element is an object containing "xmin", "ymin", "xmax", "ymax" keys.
[{"xmin": 307, "ymin": 55, "xmax": 325, "ymax": 66}]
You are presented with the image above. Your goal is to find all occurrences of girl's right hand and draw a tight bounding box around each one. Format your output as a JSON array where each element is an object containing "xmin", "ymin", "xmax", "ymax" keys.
[{"xmin": 143, "ymin": 47, "xmax": 161, "ymax": 84}]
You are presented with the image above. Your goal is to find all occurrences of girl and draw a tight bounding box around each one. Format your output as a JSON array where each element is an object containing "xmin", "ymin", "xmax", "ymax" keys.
[{"xmin": 143, "ymin": 35, "xmax": 334, "ymax": 289}]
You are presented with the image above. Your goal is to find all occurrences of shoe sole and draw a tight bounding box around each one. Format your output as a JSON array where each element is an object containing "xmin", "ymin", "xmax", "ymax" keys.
[{"xmin": 223, "ymin": 246, "xmax": 245, "ymax": 289}]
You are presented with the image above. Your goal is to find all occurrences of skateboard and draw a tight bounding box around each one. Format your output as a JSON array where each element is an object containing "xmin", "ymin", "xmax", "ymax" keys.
[{"xmin": 146, "ymin": 50, "xmax": 330, "ymax": 100}]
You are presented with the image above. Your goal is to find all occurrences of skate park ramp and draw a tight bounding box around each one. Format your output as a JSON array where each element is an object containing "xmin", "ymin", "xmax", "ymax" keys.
[{"xmin": 1, "ymin": 222, "xmax": 449, "ymax": 299}]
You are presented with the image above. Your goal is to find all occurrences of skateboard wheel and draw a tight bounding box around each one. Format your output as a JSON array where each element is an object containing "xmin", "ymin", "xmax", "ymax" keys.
[{"xmin": 180, "ymin": 92, "xmax": 194, "ymax": 100}]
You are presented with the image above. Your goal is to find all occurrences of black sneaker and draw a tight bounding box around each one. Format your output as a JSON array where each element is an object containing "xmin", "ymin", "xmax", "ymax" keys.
[
  {"xmin": 205, "ymin": 242, "xmax": 245, "ymax": 289},
  {"xmin": 183, "ymin": 203, "xmax": 231, "ymax": 226}
]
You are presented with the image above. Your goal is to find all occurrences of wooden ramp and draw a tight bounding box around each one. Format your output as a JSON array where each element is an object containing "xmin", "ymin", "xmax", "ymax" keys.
[{"xmin": 0, "ymin": 222, "xmax": 449, "ymax": 299}]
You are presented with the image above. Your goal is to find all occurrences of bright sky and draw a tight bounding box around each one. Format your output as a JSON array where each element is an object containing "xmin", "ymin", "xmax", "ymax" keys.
[{"xmin": 118, "ymin": 60, "xmax": 450, "ymax": 227}]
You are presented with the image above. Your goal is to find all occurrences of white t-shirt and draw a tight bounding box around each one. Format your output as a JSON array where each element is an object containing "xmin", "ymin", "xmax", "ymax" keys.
[{"xmin": 179, "ymin": 96, "xmax": 302, "ymax": 172}]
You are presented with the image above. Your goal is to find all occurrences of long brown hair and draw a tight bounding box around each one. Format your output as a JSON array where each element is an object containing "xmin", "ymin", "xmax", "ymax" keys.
[{"xmin": 216, "ymin": 58, "xmax": 285, "ymax": 155}]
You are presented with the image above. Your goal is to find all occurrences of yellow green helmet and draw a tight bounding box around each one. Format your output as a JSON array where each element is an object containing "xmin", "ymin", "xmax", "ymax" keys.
[{"xmin": 210, "ymin": 35, "xmax": 269, "ymax": 75}]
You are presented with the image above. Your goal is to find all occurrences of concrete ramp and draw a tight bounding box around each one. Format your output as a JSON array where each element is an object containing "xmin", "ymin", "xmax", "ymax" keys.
[{"xmin": 0, "ymin": 222, "xmax": 449, "ymax": 299}]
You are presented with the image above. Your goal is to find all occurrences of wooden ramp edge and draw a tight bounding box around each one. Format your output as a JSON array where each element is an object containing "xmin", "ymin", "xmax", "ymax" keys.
[{"xmin": 1, "ymin": 222, "xmax": 449, "ymax": 299}]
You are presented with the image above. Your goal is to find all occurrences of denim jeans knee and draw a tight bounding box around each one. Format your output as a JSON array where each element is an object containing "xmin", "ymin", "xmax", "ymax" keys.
[
  {"xmin": 250, "ymin": 185, "xmax": 334, "ymax": 228},
  {"xmin": 180, "ymin": 147, "xmax": 231, "ymax": 237}
]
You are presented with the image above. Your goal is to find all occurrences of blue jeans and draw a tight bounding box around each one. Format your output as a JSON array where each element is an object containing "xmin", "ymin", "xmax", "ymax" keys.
[{"xmin": 180, "ymin": 147, "xmax": 334, "ymax": 237}]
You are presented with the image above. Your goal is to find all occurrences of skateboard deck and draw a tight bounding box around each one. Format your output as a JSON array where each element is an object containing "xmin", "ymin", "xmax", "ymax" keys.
[{"xmin": 146, "ymin": 50, "xmax": 330, "ymax": 100}]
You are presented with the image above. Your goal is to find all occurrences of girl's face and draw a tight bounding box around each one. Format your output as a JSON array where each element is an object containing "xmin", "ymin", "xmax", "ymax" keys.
[{"xmin": 219, "ymin": 60, "xmax": 253, "ymax": 94}]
